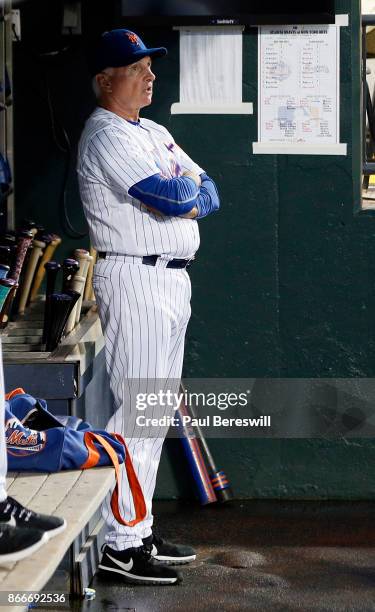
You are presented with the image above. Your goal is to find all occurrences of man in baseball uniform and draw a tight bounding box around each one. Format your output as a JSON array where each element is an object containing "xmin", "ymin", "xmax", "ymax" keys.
[{"xmin": 77, "ymin": 29, "xmax": 220, "ymax": 585}]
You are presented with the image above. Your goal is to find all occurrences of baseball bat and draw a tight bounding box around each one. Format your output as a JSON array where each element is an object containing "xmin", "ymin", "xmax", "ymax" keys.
[
  {"xmin": 25, "ymin": 232, "xmax": 52, "ymax": 305},
  {"xmin": 73, "ymin": 249, "xmax": 91, "ymax": 325},
  {"xmin": 42, "ymin": 261, "xmax": 61, "ymax": 345},
  {"xmin": 5, "ymin": 231, "xmax": 33, "ymax": 319},
  {"xmin": 83, "ymin": 247, "xmax": 97, "ymax": 301},
  {"xmin": 63, "ymin": 249, "xmax": 90, "ymax": 334},
  {"xmin": 21, "ymin": 219, "xmax": 37, "ymax": 235},
  {"xmin": 62, "ymin": 258, "xmax": 80, "ymax": 293},
  {"xmin": 64, "ymin": 274, "xmax": 85, "ymax": 334},
  {"xmin": 75, "ymin": 255, "xmax": 92, "ymax": 324},
  {"xmin": 72, "ymin": 249, "xmax": 90, "ymax": 280},
  {"xmin": 178, "ymin": 383, "xmax": 233, "ymax": 503},
  {"xmin": 29, "ymin": 234, "xmax": 62, "ymax": 302},
  {"xmin": 8, "ymin": 230, "xmax": 33, "ymax": 283},
  {"xmin": 60, "ymin": 256, "xmax": 76, "ymax": 338},
  {"xmin": 175, "ymin": 393, "xmax": 217, "ymax": 505},
  {"xmin": 45, "ymin": 261, "xmax": 61, "ymax": 298},
  {"xmin": 10, "ymin": 232, "xmax": 36, "ymax": 315},
  {"xmin": 17, "ymin": 236, "xmax": 46, "ymax": 314},
  {"xmin": 0, "ymin": 279, "xmax": 18, "ymax": 328},
  {"xmin": 45, "ymin": 291, "xmax": 80, "ymax": 352},
  {"xmin": 26, "ymin": 227, "xmax": 38, "ymax": 237}
]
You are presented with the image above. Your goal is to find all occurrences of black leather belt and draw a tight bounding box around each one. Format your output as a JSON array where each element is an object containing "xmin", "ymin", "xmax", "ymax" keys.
[{"xmin": 98, "ymin": 252, "xmax": 194, "ymax": 269}]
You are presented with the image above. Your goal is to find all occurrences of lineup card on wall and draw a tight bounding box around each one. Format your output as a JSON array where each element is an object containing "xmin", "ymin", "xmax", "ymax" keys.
[{"xmin": 253, "ymin": 22, "xmax": 347, "ymax": 155}]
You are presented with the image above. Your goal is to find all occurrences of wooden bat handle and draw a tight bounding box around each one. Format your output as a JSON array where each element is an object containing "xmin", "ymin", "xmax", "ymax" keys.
[
  {"xmin": 84, "ymin": 248, "xmax": 97, "ymax": 301},
  {"xmin": 17, "ymin": 239, "xmax": 45, "ymax": 314},
  {"xmin": 29, "ymin": 236, "xmax": 61, "ymax": 302},
  {"xmin": 73, "ymin": 249, "xmax": 90, "ymax": 276},
  {"xmin": 65, "ymin": 275, "xmax": 85, "ymax": 334},
  {"xmin": 75, "ymin": 255, "xmax": 92, "ymax": 324},
  {"xmin": 9, "ymin": 233, "xmax": 33, "ymax": 283},
  {"xmin": 71, "ymin": 250, "xmax": 90, "ymax": 326},
  {"xmin": 62, "ymin": 259, "xmax": 80, "ymax": 293}
]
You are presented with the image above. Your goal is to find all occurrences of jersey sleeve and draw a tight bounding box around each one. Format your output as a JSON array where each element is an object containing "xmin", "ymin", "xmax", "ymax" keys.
[
  {"xmin": 128, "ymin": 173, "xmax": 199, "ymax": 216},
  {"xmin": 84, "ymin": 127, "xmax": 160, "ymax": 194},
  {"xmin": 195, "ymin": 173, "xmax": 220, "ymax": 219}
]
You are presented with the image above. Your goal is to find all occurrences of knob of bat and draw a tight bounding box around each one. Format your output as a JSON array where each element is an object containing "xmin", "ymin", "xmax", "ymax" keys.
[
  {"xmin": 45, "ymin": 261, "xmax": 61, "ymax": 271},
  {"xmin": 16, "ymin": 230, "xmax": 33, "ymax": 241}
]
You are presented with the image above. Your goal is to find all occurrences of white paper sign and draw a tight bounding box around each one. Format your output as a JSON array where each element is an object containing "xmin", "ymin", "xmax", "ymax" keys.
[
  {"xmin": 171, "ymin": 26, "xmax": 253, "ymax": 115},
  {"xmin": 258, "ymin": 25, "xmax": 340, "ymax": 145}
]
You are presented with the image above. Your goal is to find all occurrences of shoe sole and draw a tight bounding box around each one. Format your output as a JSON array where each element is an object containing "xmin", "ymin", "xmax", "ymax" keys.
[
  {"xmin": 44, "ymin": 519, "xmax": 67, "ymax": 539},
  {"xmin": 0, "ymin": 531, "xmax": 49, "ymax": 564},
  {"xmin": 153, "ymin": 554, "xmax": 196, "ymax": 565},
  {"xmin": 0, "ymin": 517, "xmax": 67, "ymax": 539},
  {"xmin": 98, "ymin": 563, "xmax": 180, "ymax": 585}
]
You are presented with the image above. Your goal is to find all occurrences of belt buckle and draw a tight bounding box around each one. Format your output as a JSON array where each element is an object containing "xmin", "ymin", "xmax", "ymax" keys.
[{"xmin": 156, "ymin": 255, "xmax": 170, "ymax": 268}]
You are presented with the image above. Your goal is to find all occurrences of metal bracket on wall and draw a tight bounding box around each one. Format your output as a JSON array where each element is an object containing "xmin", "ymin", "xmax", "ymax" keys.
[
  {"xmin": 363, "ymin": 15, "xmax": 375, "ymax": 177},
  {"xmin": 0, "ymin": 0, "xmax": 15, "ymax": 230}
]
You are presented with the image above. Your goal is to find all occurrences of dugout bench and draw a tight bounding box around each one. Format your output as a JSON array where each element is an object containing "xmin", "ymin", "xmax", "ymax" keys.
[
  {"xmin": 0, "ymin": 300, "xmax": 115, "ymax": 608},
  {"xmin": 0, "ymin": 467, "xmax": 114, "ymax": 611}
]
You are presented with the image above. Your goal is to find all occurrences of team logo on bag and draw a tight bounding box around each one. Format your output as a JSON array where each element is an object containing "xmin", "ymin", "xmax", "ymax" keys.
[{"xmin": 5, "ymin": 419, "xmax": 46, "ymax": 456}]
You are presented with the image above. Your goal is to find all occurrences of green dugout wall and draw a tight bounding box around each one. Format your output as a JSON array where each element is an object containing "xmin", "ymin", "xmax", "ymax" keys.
[{"xmin": 13, "ymin": 0, "xmax": 374, "ymax": 499}]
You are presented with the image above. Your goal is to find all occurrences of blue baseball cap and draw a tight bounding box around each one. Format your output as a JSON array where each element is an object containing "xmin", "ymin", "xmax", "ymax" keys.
[{"xmin": 90, "ymin": 29, "xmax": 167, "ymax": 76}]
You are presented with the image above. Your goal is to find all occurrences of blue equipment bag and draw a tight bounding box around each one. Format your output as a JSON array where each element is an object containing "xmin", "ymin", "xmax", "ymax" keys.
[{"xmin": 4, "ymin": 388, "xmax": 146, "ymax": 527}]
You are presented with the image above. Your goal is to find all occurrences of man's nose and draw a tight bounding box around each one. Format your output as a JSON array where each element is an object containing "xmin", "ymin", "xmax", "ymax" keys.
[{"xmin": 146, "ymin": 67, "xmax": 156, "ymax": 81}]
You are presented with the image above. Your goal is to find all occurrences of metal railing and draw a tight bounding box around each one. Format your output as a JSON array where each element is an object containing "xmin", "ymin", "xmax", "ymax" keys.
[
  {"xmin": 0, "ymin": 0, "xmax": 14, "ymax": 229},
  {"xmin": 362, "ymin": 15, "xmax": 375, "ymax": 176}
]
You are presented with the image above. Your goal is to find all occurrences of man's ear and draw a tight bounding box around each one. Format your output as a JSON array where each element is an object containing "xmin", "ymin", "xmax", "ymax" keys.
[{"xmin": 97, "ymin": 73, "xmax": 112, "ymax": 93}]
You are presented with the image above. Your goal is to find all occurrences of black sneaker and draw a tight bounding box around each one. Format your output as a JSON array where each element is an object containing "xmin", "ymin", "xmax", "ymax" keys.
[
  {"xmin": 0, "ymin": 524, "xmax": 48, "ymax": 563},
  {"xmin": 98, "ymin": 544, "xmax": 182, "ymax": 585},
  {"xmin": 0, "ymin": 496, "xmax": 66, "ymax": 539},
  {"xmin": 142, "ymin": 533, "xmax": 196, "ymax": 565}
]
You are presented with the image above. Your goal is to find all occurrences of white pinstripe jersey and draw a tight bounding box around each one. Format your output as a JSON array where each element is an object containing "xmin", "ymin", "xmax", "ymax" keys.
[{"xmin": 77, "ymin": 107, "xmax": 202, "ymax": 258}]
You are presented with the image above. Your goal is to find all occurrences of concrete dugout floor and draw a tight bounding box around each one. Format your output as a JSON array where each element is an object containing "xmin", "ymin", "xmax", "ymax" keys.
[{"xmin": 84, "ymin": 500, "xmax": 375, "ymax": 612}]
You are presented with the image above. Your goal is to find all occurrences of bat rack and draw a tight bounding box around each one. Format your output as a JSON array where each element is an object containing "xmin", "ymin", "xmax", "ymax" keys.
[{"xmin": 0, "ymin": 297, "xmax": 112, "ymax": 425}]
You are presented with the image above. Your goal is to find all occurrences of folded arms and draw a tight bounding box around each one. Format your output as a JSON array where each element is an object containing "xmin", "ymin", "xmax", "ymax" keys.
[{"xmin": 128, "ymin": 172, "xmax": 220, "ymax": 220}]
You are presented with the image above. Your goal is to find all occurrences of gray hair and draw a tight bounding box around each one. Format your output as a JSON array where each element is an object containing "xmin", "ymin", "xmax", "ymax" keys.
[{"xmin": 92, "ymin": 67, "xmax": 115, "ymax": 99}]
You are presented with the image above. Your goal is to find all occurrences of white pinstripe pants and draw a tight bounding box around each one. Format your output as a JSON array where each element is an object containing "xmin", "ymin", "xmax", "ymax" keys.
[{"xmin": 92, "ymin": 256, "xmax": 191, "ymax": 550}]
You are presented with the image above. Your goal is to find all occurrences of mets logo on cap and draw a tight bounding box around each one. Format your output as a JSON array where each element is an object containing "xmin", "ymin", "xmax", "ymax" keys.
[{"xmin": 126, "ymin": 32, "xmax": 140, "ymax": 46}]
